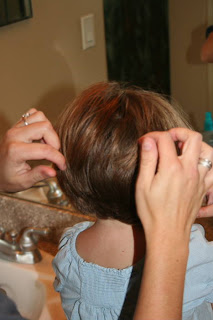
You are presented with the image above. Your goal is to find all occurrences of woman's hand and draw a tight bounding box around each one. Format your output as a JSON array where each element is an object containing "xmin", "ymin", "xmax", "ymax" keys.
[
  {"xmin": 136, "ymin": 128, "xmax": 213, "ymax": 241},
  {"xmin": 134, "ymin": 128, "xmax": 213, "ymax": 320},
  {"xmin": 0, "ymin": 109, "xmax": 66, "ymax": 192}
]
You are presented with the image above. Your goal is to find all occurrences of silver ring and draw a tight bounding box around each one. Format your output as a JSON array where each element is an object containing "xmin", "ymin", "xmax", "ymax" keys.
[
  {"xmin": 22, "ymin": 113, "xmax": 30, "ymax": 126},
  {"xmin": 198, "ymin": 158, "xmax": 212, "ymax": 170},
  {"xmin": 22, "ymin": 112, "xmax": 30, "ymax": 118}
]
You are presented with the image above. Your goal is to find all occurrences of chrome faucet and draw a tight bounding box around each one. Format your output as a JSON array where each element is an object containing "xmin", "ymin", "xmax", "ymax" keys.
[
  {"xmin": 45, "ymin": 179, "xmax": 69, "ymax": 206},
  {"xmin": 0, "ymin": 227, "xmax": 50, "ymax": 264},
  {"xmin": 29, "ymin": 178, "xmax": 70, "ymax": 206}
]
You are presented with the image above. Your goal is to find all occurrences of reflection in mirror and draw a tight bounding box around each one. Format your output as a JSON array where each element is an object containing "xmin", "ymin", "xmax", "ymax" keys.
[
  {"xmin": 1, "ymin": 177, "xmax": 75, "ymax": 211},
  {"xmin": 0, "ymin": 1, "xmax": 107, "ymax": 210},
  {"xmin": 0, "ymin": 1, "xmax": 211, "ymax": 209},
  {"xmin": 1, "ymin": 160, "xmax": 73, "ymax": 210}
]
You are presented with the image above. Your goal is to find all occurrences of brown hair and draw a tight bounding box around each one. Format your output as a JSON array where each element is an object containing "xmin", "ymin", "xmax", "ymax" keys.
[{"xmin": 56, "ymin": 82, "xmax": 191, "ymax": 224}]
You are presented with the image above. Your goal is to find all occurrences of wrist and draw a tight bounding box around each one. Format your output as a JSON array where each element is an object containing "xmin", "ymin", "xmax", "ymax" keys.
[
  {"xmin": 135, "ymin": 232, "xmax": 189, "ymax": 320},
  {"xmin": 145, "ymin": 228, "xmax": 190, "ymax": 257}
]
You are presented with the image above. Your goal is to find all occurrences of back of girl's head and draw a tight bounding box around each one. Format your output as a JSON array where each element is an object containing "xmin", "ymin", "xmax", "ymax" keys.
[{"xmin": 56, "ymin": 81, "xmax": 191, "ymax": 224}]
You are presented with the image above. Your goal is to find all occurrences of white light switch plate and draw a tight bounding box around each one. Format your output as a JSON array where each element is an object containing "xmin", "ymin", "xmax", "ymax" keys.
[{"xmin": 80, "ymin": 14, "xmax": 96, "ymax": 50}]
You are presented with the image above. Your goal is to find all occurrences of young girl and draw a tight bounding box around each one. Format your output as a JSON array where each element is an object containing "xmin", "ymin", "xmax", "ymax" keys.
[{"xmin": 52, "ymin": 82, "xmax": 213, "ymax": 320}]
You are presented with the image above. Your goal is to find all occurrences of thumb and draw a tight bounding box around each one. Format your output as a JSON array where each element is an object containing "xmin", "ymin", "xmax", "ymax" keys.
[
  {"xmin": 24, "ymin": 165, "xmax": 57, "ymax": 188},
  {"xmin": 137, "ymin": 137, "xmax": 158, "ymax": 187}
]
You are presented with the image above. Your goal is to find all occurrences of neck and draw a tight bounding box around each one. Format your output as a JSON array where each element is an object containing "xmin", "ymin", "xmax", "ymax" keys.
[
  {"xmin": 76, "ymin": 218, "xmax": 146, "ymax": 268},
  {"xmin": 96, "ymin": 219, "xmax": 146, "ymax": 263}
]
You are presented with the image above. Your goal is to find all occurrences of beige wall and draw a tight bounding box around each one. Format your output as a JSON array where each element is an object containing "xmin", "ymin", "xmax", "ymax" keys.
[
  {"xmin": 0, "ymin": 0, "xmax": 107, "ymax": 136},
  {"xmin": 169, "ymin": 0, "xmax": 209, "ymax": 131},
  {"xmin": 1, "ymin": 1, "xmax": 210, "ymax": 135}
]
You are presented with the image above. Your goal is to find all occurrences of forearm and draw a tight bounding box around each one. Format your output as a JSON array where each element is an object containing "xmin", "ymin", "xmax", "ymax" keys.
[{"xmin": 134, "ymin": 233, "xmax": 189, "ymax": 320}]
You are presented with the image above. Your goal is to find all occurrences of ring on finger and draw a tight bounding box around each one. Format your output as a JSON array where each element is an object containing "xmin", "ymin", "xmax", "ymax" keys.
[
  {"xmin": 22, "ymin": 112, "xmax": 30, "ymax": 126},
  {"xmin": 198, "ymin": 157, "xmax": 212, "ymax": 170}
]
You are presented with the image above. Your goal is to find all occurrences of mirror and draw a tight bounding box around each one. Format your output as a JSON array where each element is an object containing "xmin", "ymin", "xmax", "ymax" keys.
[
  {"xmin": 1, "ymin": 176, "xmax": 73, "ymax": 211},
  {"xmin": 0, "ymin": 1, "xmax": 211, "ymax": 210}
]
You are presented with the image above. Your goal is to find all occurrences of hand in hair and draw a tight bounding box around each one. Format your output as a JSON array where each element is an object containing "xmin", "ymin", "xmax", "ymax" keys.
[
  {"xmin": 136, "ymin": 128, "xmax": 213, "ymax": 236},
  {"xmin": 134, "ymin": 127, "xmax": 213, "ymax": 320},
  {"xmin": 0, "ymin": 109, "xmax": 66, "ymax": 192}
]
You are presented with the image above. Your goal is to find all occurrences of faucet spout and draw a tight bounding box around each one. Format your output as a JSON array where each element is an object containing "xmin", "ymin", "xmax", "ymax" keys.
[{"xmin": 0, "ymin": 227, "xmax": 51, "ymax": 264}]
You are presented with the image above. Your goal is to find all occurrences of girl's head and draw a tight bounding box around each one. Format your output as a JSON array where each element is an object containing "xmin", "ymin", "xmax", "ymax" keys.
[{"xmin": 56, "ymin": 81, "xmax": 191, "ymax": 224}]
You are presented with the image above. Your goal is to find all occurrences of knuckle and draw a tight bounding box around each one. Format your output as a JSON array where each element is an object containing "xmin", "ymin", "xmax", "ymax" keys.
[
  {"xmin": 194, "ymin": 132, "xmax": 202, "ymax": 142},
  {"xmin": 28, "ymin": 108, "xmax": 37, "ymax": 114},
  {"xmin": 169, "ymin": 161, "xmax": 181, "ymax": 174},
  {"xmin": 37, "ymin": 111, "xmax": 46, "ymax": 120},
  {"xmin": 159, "ymin": 131, "xmax": 170, "ymax": 139},
  {"xmin": 4, "ymin": 128, "xmax": 16, "ymax": 140},
  {"xmin": 6, "ymin": 141, "xmax": 19, "ymax": 157},
  {"xmin": 43, "ymin": 120, "xmax": 53, "ymax": 131},
  {"xmin": 141, "ymin": 157, "xmax": 153, "ymax": 167},
  {"xmin": 42, "ymin": 144, "xmax": 53, "ymax": 156},
  {"xmin": 187, "ymin": 165, "xmax": 199, "ymax": 181}
]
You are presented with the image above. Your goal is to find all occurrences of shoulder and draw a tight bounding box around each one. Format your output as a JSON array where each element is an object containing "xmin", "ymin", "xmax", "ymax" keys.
[
  {"xmin": 52, "ymin": 221, "xmax": 94, "ymax": 291},
  {"xmin": 58, "ymin": 221, "xmax": 94, "ymax": 250},
  {"xmin": 54, "ymin": 221, "xmax": 94, "ymax": 268}
]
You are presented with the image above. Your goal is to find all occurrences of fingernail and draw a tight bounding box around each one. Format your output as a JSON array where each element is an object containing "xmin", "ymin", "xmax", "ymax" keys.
[{"xmin": 142, "ymin": 140, "xmax": 152, "ymax": 151}]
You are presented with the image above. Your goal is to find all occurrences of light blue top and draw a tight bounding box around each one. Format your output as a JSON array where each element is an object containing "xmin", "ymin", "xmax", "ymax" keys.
[{"xmin": 52, "ymin": 222, "xmax": 213, "ymax": 320}]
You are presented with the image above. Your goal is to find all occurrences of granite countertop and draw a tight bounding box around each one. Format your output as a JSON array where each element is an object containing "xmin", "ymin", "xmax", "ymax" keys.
[{"xmin": 0, "ymin": 193, "xmax": 96, "ymax": 257}]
